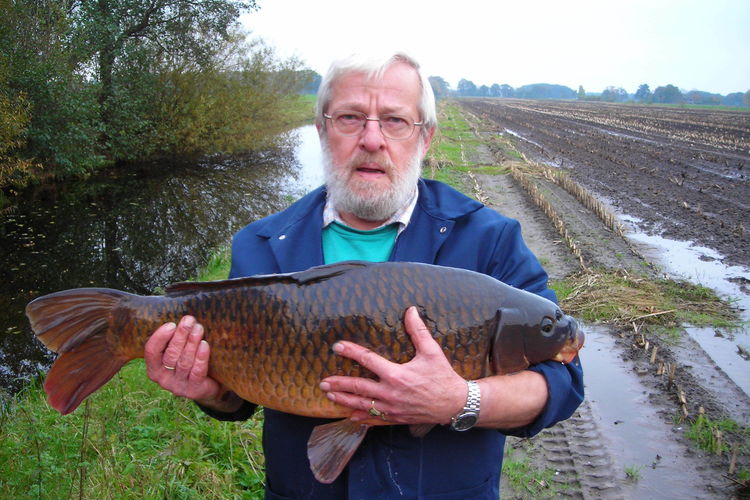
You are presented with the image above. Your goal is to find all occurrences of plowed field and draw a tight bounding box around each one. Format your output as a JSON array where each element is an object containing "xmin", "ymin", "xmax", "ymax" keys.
[{"xmin": 460, "ymin": 99, "xmax": 750, "ymax": 268}]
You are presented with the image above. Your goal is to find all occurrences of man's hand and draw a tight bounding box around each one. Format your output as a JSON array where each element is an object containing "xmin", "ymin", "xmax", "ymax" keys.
[
  {"xmin": 144, "ymin": 315, "xmax": 242, "ymax": 412},
  {"xmin": 319, "ymin": 306, "xmax": 467, "ymax": 425}
]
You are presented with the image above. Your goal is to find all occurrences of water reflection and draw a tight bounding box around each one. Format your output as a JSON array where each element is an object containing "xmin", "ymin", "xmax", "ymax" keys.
[
  {"xmin": 0, "ymin": 126, "xmax": 324, "ymax": 393},
  {"xmin": 622, "ymin": 216, "xmax": 750, "ymax": 397}
]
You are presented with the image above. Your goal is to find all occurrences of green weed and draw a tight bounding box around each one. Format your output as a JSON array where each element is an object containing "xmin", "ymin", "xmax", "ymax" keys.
[
  {"xmin": 685, "ymin": 413, "xmax": 748, "ymax": 455},
  {"xmin": 624, "ymin": 465, "xmax": 642, "ymax": 481}
]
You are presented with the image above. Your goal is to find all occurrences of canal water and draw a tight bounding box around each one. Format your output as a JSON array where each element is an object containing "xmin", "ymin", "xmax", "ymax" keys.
[{"xmin": 0, "ymin": 125, "xmax": 324, "ymax": 394}]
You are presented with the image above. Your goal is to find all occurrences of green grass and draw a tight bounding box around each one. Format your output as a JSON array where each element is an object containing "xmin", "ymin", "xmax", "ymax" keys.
[
  {"xmin": 424, "ymin": 101, "xmax": 492, "ymax": 193},
  {"xmin": 0, "ymin": 250, "xmax": 261, "ymax": 499},
  {"xmin": 0, "ymin": 362, "xmax": 266, "ymax": 499},
  {"xmin": 194, "ymin": 246, "xmax": 231, "ymax": 282},
  {"xmin": 501, "ymin": 448, "xmax": 562, "ymax": 498}
]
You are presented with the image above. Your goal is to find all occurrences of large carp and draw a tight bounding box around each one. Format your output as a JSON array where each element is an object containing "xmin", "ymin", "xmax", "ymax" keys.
[{"xmin": 26, "ymin": 260, "xmax": 583, "ymax": 483}]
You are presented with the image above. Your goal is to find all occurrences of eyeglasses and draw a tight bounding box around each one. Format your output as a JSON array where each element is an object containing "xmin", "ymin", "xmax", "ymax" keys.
[{"xmin": 323, "ymin": 110, "xmax": 423, "ymax": 141}]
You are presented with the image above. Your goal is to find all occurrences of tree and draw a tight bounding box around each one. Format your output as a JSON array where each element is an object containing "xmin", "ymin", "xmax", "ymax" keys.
[
  {"xmin": 652, "ymin": 84, "xmax": 683, "ymax": 104},
  {"xmin": 299, "ymin": 70, "xmax": 322, "ymax": 94},
  {"xmin": 577, "ymin": 85, "xmax": 585, "ymax": 99},
  {"xmin": 722, "ymin": 92, "xmax": 743, "ymax": 106},
  {"xmin": 428, "ymin": 76, "xmax": 451, "ymax": 99},
  {"xmin": 1, "ymin": 0, "xmax": 102, "ymax": 175},
  {"xmin": 477, "ymin": 85, "xmax": 489, "ymax": 97},
  {"xmin": 499, "ymin": 84, "xmax": 514, "ymax": 98},
  {"xmin": 685, "ymin": 90, "xmax": 721, "ymax": 105},
  {"xmin": 457, "ymin": 78, "xmax": 477, "ymax": 97},
  {"xmin": 71, "ymin": 0, "xmax": 257, "ymax": 157},
  {"xmin": 0, "ymin": 0, "xmax": 304, "ymax": 186},
  {"xmin": 601, "ymin": 86, "xmax": 628, "ymax": 102},
  {"xmin": 635, "ymin": 84, "xmax": 651, "ymax": 102},
  {"xmin": 744, "ymin": 90, "xmax": 750, "ymax": 107},
  {"xmin": 489, "ymin": 83, "xmax": 501, "ymax": 97},
  {"xmin": 514, "ymin": 84, "xmax": 576, "ymax": 99}
]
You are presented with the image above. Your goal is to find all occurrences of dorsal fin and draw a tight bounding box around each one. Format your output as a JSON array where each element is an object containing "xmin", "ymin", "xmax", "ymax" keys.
[
  {"xmin": 287, "ymin": 261, "xmax": 371, "ymax": 284},
  {"xmin": 164, "ymin": 261, "xmax": 372, "ymax": 297}
]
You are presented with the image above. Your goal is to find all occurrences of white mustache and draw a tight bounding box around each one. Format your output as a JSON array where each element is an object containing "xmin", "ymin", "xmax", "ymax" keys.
[{"xmin": 347, "ymin": 154, "xmax": 393, "ymax": 174}]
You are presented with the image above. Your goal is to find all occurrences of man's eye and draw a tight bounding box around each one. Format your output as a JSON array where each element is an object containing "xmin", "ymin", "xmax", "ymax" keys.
[
  {"xmin": 383, "ymin": 116, "xmax": 408, "ymax": 126},
  {"xmin": 338, "ymin": 114, "xmax": 362, "ymax": 123}
]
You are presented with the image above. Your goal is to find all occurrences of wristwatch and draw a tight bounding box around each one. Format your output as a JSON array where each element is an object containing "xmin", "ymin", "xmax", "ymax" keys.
[{"xmin": 450, "ymin": 380, "xmax": 481, "ymax": 431}]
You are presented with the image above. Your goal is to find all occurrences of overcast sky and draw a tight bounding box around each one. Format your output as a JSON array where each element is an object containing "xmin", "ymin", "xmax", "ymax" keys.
[{"xmin": 241, "ymin": 0, "xmax": 750, "ymax": 96}]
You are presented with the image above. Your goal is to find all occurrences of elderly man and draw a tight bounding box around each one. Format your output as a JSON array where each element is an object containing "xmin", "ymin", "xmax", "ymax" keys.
[{"xmin": 144, "ymin": 52, "xmax": 584, "ymax": 498}]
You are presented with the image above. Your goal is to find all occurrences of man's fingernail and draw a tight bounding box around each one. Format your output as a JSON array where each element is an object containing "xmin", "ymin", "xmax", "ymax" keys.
[
  {"xmin": 165, "ymin": 322, "xmax": 177, "ymax": 331},
  {"xmin": 319, "ymin": 382, "xmax": 330, "ymax": 391},
  {"xmin": 326, "ymin": 392, "xmax": 336, "ymax": 402},
  {"xmin": 350, "ymin": 414, "xmax": 362, "ymax": 422},
  {"xmin": 332, "ymin": 342, "xmax": 344, "ymax": 353}
]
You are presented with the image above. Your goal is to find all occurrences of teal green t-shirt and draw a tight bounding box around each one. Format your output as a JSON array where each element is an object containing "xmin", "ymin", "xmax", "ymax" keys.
[{"xmin": 322, "ymin": 221, "xmax": 399, "ymax": 264}]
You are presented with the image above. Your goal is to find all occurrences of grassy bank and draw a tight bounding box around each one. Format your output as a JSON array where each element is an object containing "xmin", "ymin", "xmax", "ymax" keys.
[{"xmin": 1, "ymin": 247, "xmax": 266, "ymax": 499}]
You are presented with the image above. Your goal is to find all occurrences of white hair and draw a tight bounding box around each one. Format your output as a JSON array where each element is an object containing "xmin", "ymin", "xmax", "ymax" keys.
[{"xmin": 315, "ymin": 52, "xmax": 437, "ymax": 139}]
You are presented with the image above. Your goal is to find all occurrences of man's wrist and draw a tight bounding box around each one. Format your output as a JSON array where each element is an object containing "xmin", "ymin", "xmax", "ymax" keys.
[{"xmin": 450, "ymin": 380, "xmax": 481, "ymax": 431}]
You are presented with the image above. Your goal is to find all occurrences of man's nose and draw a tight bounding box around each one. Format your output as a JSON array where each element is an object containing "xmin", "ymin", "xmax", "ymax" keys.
[{"xmin": 359, "ymin": 119, "xmax": 386, "ymax": 152}]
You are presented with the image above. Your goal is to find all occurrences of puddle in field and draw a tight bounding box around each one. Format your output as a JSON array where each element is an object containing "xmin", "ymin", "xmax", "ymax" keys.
[
  {"xmin": 583, "ymin": 325, "xmax": 714, "ymax": 498},
  {"xmin": 620, "ymin": 214, "xmax": 750, "ymax": 397}
]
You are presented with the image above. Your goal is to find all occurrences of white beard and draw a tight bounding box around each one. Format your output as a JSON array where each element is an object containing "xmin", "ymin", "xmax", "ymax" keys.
[{"xmin": 322, "ymin": 139, "xmax": 423, "ymax": 222}]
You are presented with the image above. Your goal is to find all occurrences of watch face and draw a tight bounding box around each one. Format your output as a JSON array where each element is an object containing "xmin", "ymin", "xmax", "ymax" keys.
[{"xmin": 452, "ymin": 413, "xmax": 478, "ymax": 431}]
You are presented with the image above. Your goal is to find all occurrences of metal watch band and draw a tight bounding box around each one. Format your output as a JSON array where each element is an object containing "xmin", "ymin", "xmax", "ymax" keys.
[
  {"xmin": 450, "ymin": 380, "xmax": 481, "ymax": 431},
  {"xmin": 464, "ymin": 380, "xmax": 481, "ymax": 414}
]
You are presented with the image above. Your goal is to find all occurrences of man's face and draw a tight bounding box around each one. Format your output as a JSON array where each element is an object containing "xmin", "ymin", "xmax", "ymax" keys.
[{"xmin": 320, "ymin": 62, "xmax": 434, "ymax": 222}]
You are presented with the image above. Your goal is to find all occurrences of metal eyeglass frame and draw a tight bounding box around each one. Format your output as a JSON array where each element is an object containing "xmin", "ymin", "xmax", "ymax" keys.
[{"xmin": 323, "ymin": 111, "xmax": 423, "ymax": 141}]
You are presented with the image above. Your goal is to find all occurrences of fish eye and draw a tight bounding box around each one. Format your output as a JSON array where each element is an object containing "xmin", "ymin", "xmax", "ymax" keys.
[{"xmin": 541, "ymin": 317, "xmax": 554, "ymax": 334}]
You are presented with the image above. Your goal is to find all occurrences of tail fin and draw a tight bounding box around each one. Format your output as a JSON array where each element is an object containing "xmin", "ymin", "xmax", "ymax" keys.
[{"xmin": 25, "ymin": 288, "xmax": 131, "ymax": 415}]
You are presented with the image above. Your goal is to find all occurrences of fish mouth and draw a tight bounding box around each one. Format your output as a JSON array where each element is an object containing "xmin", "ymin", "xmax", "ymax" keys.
[{"xmin": 552, "ymin": 316, "xmax": 585, "ymax": 363}]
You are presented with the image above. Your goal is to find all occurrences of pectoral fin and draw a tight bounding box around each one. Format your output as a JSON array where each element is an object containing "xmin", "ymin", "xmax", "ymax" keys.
[
  {"xmin": 307, "ymin": 419, "xmax": 369, "ymax": 484},
  {"xmin": 490, "ymin": 308, "xmax": 531, "ymax": 375}
]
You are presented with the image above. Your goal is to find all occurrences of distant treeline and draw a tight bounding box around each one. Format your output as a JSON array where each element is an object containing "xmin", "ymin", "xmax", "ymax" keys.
[
  {"xmin": 0, "ymin": 0, "xmax": 314, "ymax": 199},
  {"xmin": 426, "ymin": 76, "xmax": 750, "ymax": 107}
]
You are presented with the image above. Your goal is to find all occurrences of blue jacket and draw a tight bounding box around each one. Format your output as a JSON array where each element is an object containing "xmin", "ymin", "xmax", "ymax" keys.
[{"xmin": 206, "ymin": 179, "xmax": 584, "ymax": 499}]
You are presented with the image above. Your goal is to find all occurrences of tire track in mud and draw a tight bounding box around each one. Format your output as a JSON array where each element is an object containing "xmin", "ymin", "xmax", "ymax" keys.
[
  {"xmin": 503, "ymin": 402, "xmax": 626, "ymax": 500},
  {"xmin": 464, "ymin": 141, "xmax": 630, "ymax": 498}
]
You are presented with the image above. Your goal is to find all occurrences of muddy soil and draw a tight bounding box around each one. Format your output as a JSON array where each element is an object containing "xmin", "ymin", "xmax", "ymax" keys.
[
  {"xmin": 452, "ymin": 101, "xmax": 750, "ymax": 499},
  {"xmin": 461, "ymin": 99, "xmax": 750, "ymax": 269}
]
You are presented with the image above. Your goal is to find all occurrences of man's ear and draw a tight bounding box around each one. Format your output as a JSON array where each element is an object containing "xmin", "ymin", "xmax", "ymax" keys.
[{"xmin": 421, "ymin": 126, "xmax": 436, "ymax": 157}]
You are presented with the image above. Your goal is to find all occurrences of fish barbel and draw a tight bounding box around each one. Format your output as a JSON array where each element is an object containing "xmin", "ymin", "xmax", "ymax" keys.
[{"xmin": 26, "ymin": 260, "xmax": 583, "ymax": 483}]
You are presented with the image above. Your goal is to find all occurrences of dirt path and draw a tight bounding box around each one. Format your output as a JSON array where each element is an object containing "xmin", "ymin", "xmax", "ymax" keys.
[{"xmin": 451, "ymin": 102, "xmax": 750, "ymax": 499}]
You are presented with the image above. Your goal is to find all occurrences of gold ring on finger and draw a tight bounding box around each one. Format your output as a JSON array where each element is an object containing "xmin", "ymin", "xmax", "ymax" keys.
[{"xmin": 369, "ymin": 400, "xmax": 382, "ymax": 417}]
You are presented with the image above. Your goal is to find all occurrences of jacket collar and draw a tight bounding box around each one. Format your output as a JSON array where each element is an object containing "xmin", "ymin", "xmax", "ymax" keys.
[{"xmin": 254, "ymin": 179, "xmax": 485, "ymax": 270}]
